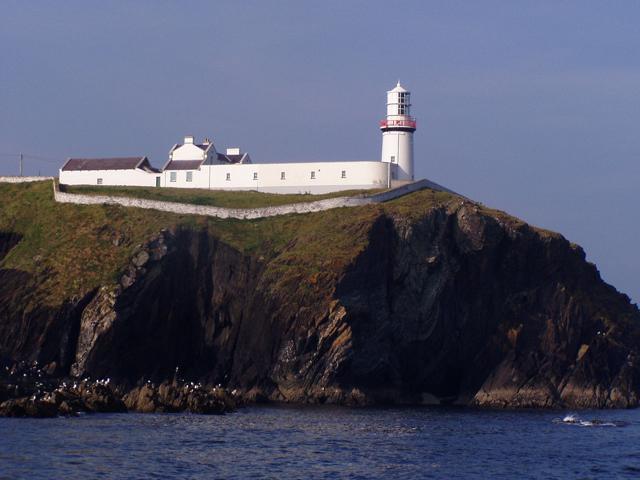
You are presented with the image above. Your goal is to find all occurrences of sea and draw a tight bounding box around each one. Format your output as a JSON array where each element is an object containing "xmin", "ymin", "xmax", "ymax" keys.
[{"xmin": 1, "ymin": 406, "xmax": 639, "ymax": 479}]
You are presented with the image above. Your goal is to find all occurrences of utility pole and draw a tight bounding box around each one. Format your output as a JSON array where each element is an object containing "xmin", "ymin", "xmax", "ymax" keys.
[
  {"xmin": 387, "ymin": 161, "xmax": 390, "ymax": 189},
  {"xmin": 19, "ymin": 153, "xmax": 23, "ymax": 177}
]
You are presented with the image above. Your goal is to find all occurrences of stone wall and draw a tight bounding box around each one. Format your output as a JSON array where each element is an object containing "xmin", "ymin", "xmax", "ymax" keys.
[
  {"xmin": 366, "ymin": 178, "xmax": 457, "ymax": 203},
  {"xmin": 49, "ymin": 179, "xmax": 456, "ymax": 220},
  {"xmin": 0, "ymin": 176, "xmax": 54, "ymax": 183}
]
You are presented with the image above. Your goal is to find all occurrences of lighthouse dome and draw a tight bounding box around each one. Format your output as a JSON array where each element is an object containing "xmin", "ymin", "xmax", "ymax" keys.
[{"xmin": 389, "ymin": 81, "xmax": 408, "ymax": 93}]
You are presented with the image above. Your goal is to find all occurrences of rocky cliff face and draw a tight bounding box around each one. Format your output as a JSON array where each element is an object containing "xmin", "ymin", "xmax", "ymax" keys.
[
  {"xmin": 1, "ymin": 191, "xmax": 639, "ymax": 409},
  {"xmin": 0, "ymin": 231, "xmax": 93, "ymax": 376}
]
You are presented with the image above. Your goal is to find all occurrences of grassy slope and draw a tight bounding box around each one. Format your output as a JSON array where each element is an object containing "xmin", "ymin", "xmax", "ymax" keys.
[
  {"xmin": 64, "ymin": 184, "xmax": 384, "ymax": 209},
  {"xmin": 0, "ymin": 182, "xmax": 184, "ymax": 304},
  {"xmin": 7, "ymin": 181, "xmax": 550, "ymax": 309}
]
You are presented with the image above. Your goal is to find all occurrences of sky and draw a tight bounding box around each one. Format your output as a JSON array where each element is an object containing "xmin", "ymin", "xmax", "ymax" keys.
[{"xmin": 1, "ymin": 1, "xmax": 638, "ymax": 303}]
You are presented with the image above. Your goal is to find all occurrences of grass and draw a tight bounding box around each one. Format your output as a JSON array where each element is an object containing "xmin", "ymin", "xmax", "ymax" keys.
[
  {"xmin": 64, "ymin": 184, "xmax": 386, "ymax": 209},
  {"xmin": 382, "ymin": 187, "xmax": 559, "ymax": 239},
  {"xmin": 0, "ymin": 180, "xmax": 465, "ymax": 307},
  {"xmin": 0, "ymin": 182, "xmax": 186, "ymax": 304}
]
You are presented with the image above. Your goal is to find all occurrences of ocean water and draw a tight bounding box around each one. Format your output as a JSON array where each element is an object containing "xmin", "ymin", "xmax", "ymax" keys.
[{"xmin": 1, "ymin": 406, "xmax": 639, "ymax": 479}]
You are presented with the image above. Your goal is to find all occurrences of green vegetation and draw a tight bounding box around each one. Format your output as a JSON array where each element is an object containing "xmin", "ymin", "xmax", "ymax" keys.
[
  {"xmin": 64, "ymin": 184, "xmax": 385, "ymax": 209},
  {"xmin": 0, "ymin": 181, "xmax": 461, "ymax": 306},
  {"xmin": 0, "ymin": 182, "xmax": 183, "ymax": 303}
]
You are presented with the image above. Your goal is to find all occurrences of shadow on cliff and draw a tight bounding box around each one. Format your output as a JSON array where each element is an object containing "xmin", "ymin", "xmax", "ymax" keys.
[
  {"xmin": 333, "ymin": 205, "xmax": 640, "ymax": 407},
  {"xmin": 0, "ymin": 231, "xmax": 95, "ymax": 374},
  {"xmin": 69, "ymin": 228, "xmax": 275, "ymax": 387}
]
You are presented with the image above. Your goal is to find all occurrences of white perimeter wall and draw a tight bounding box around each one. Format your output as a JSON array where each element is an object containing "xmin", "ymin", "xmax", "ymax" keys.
[
  {"xmin": 52, "ymin": 178, "xmax": 453, "ymax": 220},
  {"xmin": 59, "ymin": 161, "xmax": 392, "ymax": 194},
  {"xmin": 0, "ymin": 176, "xmax": 54, "ymax": 183}
]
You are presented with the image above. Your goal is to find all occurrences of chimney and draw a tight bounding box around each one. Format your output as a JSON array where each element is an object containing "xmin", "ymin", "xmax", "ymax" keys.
[
  {"xmin": 226, "ymin": 147, "xmax": 241, "ymax": 155},
  {"xmin": 202, "ymin": 137, "xmax": 211, "ymax": 146},
  {"xmin": 184, "ymin": 135, "xmax": 194, "ymax": 144}
]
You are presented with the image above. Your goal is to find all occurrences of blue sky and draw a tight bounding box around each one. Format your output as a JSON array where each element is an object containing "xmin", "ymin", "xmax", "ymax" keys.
[{"xmin": 1, "ymin": 1, "xmax": 638, "ymax": 303}]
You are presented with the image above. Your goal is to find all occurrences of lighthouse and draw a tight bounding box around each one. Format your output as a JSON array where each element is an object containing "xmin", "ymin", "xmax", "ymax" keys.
[{"xmin": 380, "ymin": 81, "xmax": 416, "ymax": 181}]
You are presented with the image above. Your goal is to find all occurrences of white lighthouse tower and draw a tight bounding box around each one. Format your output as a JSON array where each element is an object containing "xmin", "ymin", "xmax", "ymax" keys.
[{"xmin": 380, "ymin": 81, "xmax": 416, "ymax": 181}]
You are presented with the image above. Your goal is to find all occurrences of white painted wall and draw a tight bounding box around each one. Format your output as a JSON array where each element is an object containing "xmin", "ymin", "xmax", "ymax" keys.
[
  {"xmin": 381, "ymin": 130, "xmax": 414, "ymax": 181},
  {"xmin": 160, "ymin": 161, "xmax": 389, "ymax": 194},
  {"xmin": 59, "ymin": 168, "xmax": 160, "ymax": 187},
  {"xmin": 171, "ymin": 143, "xmax": 209, "ymax": 161},
  {"xmin": 59, "ymin": 161, "xmax": 389, "ymax": 194}
]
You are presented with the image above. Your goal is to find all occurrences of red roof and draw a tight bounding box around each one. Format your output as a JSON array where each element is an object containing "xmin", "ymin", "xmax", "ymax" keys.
[{"xmin": 61, "ymin": 157, "xmax": 149, "ymax": 171}]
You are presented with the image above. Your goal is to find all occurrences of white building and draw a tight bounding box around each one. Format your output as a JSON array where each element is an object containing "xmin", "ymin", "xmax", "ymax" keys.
[
  {"xmin": 59, "ymin": 157, "xmax": 160, "ymax": 187},
  {"xmin": 59, "ymin": 82, "xmax": 417, "ymax": 194}
]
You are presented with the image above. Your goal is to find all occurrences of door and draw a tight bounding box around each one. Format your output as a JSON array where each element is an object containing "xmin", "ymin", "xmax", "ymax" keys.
[{"xmin": 155, "ymin": 176, "xmax": 161, "ymax": 187}]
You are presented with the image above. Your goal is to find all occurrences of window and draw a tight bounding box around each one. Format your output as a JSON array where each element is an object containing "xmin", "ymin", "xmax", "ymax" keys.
[
  {"xmin": 253, "ymin": 172, "xmax": 258, "ymax": 180},
  {"xmin": 310, "ymin": 171, "xmax": 316, "ymax": 179},
  {"xmin": 170, "ymin": 171, "xmax": 177, "ymax": 182},
  {"xmin": 390, "ymin": 155, "xmax": 396, "ymax": 163},
  {"xmin": 226, "ymin": 173, "xmax": 231, "ymax": 181},
  {"xmin": 186, "ymin": 171, "xmax": 193, "ymax": 182},
  {"xmin": 281, "ymin": 171, "xmax": 286, "ymax": 180},
  {"xmin": 398, "ymin": 92, "xmax": 408, "ymax": 114},
  {"xmin": 97, "ymin": 178, "xmax": 103, "ymax": 185},
  {"xmin": 341, "ymin": 170, "xmax": 346, "ymax": 179}
]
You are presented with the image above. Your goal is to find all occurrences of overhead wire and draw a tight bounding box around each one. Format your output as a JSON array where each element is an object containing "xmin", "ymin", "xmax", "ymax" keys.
[
  {"xmin": 0, "ymin": 152, "xmax": 62, "ymax": 163},
  {"xmin": 0, "ymin": 152, "xmax": 63, "ymax": 176}
]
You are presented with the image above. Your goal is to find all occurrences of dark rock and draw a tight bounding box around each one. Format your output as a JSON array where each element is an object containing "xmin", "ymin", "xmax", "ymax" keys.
[
  {"xmin": 123, "ymin": 384, "xmax": 158, "ymax": 413},
  {"xmin": 132, "ymin": 250, "xmax": 149, "ymax": 268},
  {"xmin": 44, "ymin": 362, "xmax": 57, "ymax": 376},
  {"xmin": 78, "ymin": 383, "xmax": 126, "ymax": 413},
  {"xmin": 120, "ymin": 274, "xmax": 134, "ymax": 289},
  {"xmin": 0, "ymin": 397, "xmax": 58, "ymax": 418},
  {"xmin": 0, "ymin": 231, "xmax": 22, "ymax": 262},
  {"xmin": 46, "ymin": 389, "xmax": 87, "ymax": 415},
  {"xmin": 2, "ymin": 194, "xmax": 640, "ymax": 410},
  {"xmin": 123, "ymin": 381, "xmax": 235, "ymax": 414}
]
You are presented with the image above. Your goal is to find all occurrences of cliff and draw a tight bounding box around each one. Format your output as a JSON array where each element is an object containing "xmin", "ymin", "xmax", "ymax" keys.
[{"xmin": 1, "ymin": 181, "xmax": 639, "ymax": 409}]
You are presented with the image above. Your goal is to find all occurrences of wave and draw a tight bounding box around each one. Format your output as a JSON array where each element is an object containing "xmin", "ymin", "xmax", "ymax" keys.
[{"xmin": 553, "ymin": 413, "xmax": 627, "ymax": 428}]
